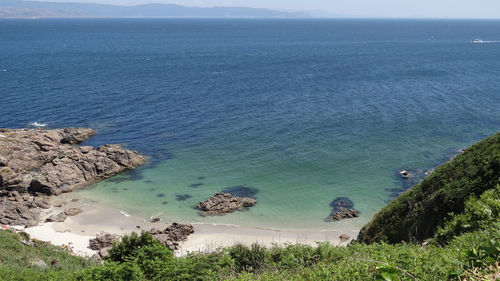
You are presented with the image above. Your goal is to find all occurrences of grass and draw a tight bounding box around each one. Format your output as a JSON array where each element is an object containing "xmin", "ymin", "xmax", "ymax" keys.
[{"xmin": 0, "ymin": 229, "xmax": 94, "ymax": 281}]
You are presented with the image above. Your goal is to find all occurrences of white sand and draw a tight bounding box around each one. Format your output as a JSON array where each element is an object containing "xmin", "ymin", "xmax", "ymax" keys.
[
  {"xmin": 178, "ymin": 223, "xmax": 358, "ymax": 256},
  {"xmin": 21, "ymin": 196, "xmax": 360, "ymax": 258},
  {"xmin": 22, "ymin": 223, "xmax": 97, "ymax": 257}
]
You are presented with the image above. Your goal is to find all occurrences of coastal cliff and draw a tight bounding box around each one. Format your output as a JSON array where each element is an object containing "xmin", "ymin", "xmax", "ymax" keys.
[
  {"xmin": 358, "ymin": 131, "xmax": 500, "ymax": 244},
  {"xmin": 0, "ymin": 128, "xmax": 145, "ymax": 227}
]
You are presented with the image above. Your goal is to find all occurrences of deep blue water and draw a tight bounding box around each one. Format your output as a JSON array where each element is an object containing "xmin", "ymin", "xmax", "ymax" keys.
[{"xmin": 1, "ymin": 19, "xmax": 499, "ymax": 229}]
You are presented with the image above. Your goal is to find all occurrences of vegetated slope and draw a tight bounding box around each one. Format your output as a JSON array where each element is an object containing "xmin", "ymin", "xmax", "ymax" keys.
[
  {"xmin": 358, "ymin": 131, "xmax": 500, "ymax": 244},
  {"xmin": 0, "ymin": 229, "xmax": 93, "ymax": 281}
]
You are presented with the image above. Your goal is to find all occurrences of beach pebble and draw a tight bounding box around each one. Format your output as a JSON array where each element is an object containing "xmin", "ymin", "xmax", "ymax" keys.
[
  {"xmin": 31, "ymin": 259, "xmax": 48, "ymax": 269},
  {"xmin": 21, "ymin": 239, "xmax": 34, "ymax": 247},
  {"xmin": 339, "ymin": 234, "xmax": 350, "ymax": 243},
  {"xmin": 63, "ymin": 208, "xmax": 82, "ymax": 217}
]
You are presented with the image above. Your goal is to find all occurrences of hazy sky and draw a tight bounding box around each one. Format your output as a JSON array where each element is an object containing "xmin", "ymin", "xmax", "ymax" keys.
[{"xmin": 40, "ymin": 0, "xmax": 500, "ymax": 18}]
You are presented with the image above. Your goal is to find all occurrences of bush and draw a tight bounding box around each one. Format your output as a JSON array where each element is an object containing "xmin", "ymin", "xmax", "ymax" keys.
[{"xmin": 434, "ymin": 185, "xmax": 500, "ymax": 244}]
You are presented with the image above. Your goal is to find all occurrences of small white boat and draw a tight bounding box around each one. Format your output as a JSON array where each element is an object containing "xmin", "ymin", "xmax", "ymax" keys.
[
  {"xmin": 472, "ymin": 38, "xmax": 483, "ymax": 43},
  {"xmin": 399, "ymin": 170, "xmax": 410, "ymax": 178}
]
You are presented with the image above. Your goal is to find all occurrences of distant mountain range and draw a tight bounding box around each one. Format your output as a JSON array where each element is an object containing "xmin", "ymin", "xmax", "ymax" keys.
[{"xmin": 0, "ymin": 0, "xmax": 312, "ymax": 18}]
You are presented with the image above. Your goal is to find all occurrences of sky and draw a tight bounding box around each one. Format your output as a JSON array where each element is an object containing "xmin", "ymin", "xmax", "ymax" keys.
[{"xmin": 33, "ymin": 0, "xmax": 500, "ymax": 18}]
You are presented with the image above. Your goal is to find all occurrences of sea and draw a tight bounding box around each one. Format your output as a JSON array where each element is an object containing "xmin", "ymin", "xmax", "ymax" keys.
[{"xmin": 1, "ymin": 19, "xmax": 499, "ymax": 230}]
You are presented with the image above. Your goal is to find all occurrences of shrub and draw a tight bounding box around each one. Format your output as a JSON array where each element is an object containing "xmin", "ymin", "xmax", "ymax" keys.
[{"xmin": 434, "ymin": 185, "xmax": 500, "ymax": 244}]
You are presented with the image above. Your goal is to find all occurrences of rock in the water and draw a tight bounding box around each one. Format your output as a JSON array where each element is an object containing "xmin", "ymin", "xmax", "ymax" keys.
[
  {"xmin": 326, "ymin": 208, "xmax": 360, "ymax": 222},
  {"xmin": 150, "ymin": 222, "xmax": 194, "ymax": 250},
  {"xmin": 89, "ymin": 233, "xmax": 120, "ymax": 251},
  {"xmin": 197, "ymin": 192, "xmax": 257, "ymax": 216},
  {"xmin": 325, "ymin": 197, "xmax": 360, "ymax": 222}
]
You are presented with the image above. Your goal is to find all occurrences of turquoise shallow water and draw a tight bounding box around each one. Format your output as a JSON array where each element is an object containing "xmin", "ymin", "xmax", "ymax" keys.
[{"xmin": 1, "ymin": 19, "xmax": 500, "ymax": 230}]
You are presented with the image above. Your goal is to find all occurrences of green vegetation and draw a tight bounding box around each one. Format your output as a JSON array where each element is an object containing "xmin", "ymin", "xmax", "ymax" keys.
[
  {"xmin": 74, "ymin": 227, "xmax": 498, "ymax": 281},
  {"xmin": 358, "ymin": 132, "xmax": 500, "ymax": 243},
  {"xmin": 434, "ymin": 185, "xmax": 500, "ymax": 245},
  {"xmin": 0, "ymin": 132, "xmax": 499, "ymax": 280},
  {"xmin": 0, "ymin": 229, "xmax": 94, "ymax": 281}
]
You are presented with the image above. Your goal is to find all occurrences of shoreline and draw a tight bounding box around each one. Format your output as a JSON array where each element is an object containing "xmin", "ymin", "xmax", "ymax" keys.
[
  {"xmin": 20, "ymin": 195, "xmax": 360, "ymax": 257},
  {"xmin": 0, "ymin": 127, "xmax": 360, "ymax": 258}
]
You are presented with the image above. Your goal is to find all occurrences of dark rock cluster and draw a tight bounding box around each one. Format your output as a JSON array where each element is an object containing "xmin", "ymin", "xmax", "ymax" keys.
[
  {"xmin": 325, "ymin": 197, "xmax": 360, "ymax": 222},
  {"xmin": 89, "ymin": 233, "xmax": 121, "ymax": 258},
  {"xmin": 197, "ymin": 192, "xmax": 257, "ymax": 216},
  {"xmin": 150, "ymin": 223, "xmax": 195, "ymax": 250}
]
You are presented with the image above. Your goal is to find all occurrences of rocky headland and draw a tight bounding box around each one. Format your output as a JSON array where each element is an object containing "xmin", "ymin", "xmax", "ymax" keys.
[{"xmin": 0, "ymin": 128, "xmax": 145, "ymax": 227}]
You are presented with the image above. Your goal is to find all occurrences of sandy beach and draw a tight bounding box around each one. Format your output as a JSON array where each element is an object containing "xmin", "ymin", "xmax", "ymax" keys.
[{"xmin": 19, "ymin": 194, "xmax": 360, "ymax": 258}]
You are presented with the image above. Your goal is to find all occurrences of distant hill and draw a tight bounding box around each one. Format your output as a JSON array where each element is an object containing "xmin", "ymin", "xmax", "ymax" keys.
[{"xmin": 0, "ymin": 0, "xmax": 310, "ymax": 18}]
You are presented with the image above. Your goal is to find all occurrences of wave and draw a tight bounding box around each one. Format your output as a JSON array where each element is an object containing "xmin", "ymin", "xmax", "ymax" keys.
[
  {"xmin": 28, "ymin": 122, "xmax": 47, "ymax": 128},
  {"xmin": 120, "ymin": 211, "xmax": 131, "ymax": 217},
  {"xmin": 474, "ymin": 40, "xmax": 500, "ymax": 44}
]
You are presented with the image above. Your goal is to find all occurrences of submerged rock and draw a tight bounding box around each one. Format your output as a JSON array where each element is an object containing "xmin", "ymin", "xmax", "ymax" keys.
[
  {"xmin": 330, "ymin": 197, "xmax": 354, "ymax": 212},
  {"xmin": 150, "ymin": 222, "xmax": 194, "ymax": 250},
  {"xmin": 197, "ymin": 192, "xmax": 257, "ymax": 216},
  {"xmin": 325, "ymin": 197, "xmax": 360, "ymax": 222},
  {"xmin": 175, "ymin": 194, "xmax": 192, "ymax": 201},
  {"xmin": 221, "ymin": 186, "xmax": 258, "ymax": 198},
  {"xmin": 189, "ymin": 182, "xmax": 203, "ymax": 188}
]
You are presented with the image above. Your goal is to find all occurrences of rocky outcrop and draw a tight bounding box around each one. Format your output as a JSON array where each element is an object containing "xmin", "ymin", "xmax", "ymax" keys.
[
  {"xmin": 0, "ymin": 190, "xmax": 50, "ymax": 227},
  {"xmin": 45, "ymin": 207, "xmax": 82, "ymax": 223},
  {"xmin": 150, "ymin": 223, "xmax": 195, "ymax": 250},
  {"xmin": 326, "ymin": 208, "xmax": 360, "ymax": 221},
  {"xmin": 89, "ymin": 233, "xmax": 120, "ymax": 251},
  {"xmin": 0, "ymin": 128, "xmax": 145, "ymax": 195},
  {"xmin": 325, "ymin": 197, "xmax": 360, "ymax": 222},
  {"xmin": 0, "ymin": 128, "xmax": 145, "ymax": 227},
  {"xmin": 89, "ymin": 233, "xmax": 121, "ymax": 258},
  {"xmin": 197, "ymin": 192, "xmax": 257, "ymax": 216}
]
